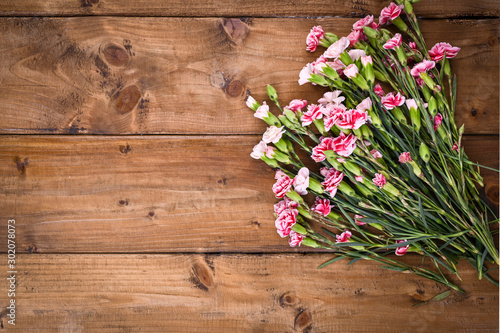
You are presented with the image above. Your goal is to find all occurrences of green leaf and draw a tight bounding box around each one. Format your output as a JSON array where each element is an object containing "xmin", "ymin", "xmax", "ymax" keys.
[
  {"xmin": 432, "ymin": 290, "xmax": 451, "ymax": 301},
  {"xmin": 317, "ymin": 256, "xmax": 345, "ymax": 269},
  {"xmin": 380, "ymin": 265, "xmax": 409, "ymax": 272}
]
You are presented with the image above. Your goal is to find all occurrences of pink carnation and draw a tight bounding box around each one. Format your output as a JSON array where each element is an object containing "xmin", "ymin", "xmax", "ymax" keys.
[
  {"xmin": 275, "ymin": 208, "xmax": 298, "ymax": 238},
  {"xmin": 306, "ymin": 26, "xmax": 324, "ymax": 52},
  {"xmin": 311, "ymin": 197, "xmax": 332, "ymax": 217},
  {"xmin": 274, "ymin": 197, "xmax": 299, "ymax": 216},
  {"xmin": 399, "ymin": 152, "xmax": 412, "ymax": 163},
  {"xmin": 336, "ymin": 230, "xmax": 352, "ymax": 243},
  {"xmin": 452, "ymin": 142, "xmax": 459, "ymax": 151},
  {"xmin": 379, "ymin": 2, "xmax": 404, "ymax": 25},
  {"xmin": 301, "ymin": 104, "xmax": 323, "ymax": 126},
  {"xmin": 434, "ymin": 113, "xmax": 443, "ymax": 130},
  {"xmin": 321, "ymin": 168, "xmax": 344, "ymax": 198},
  {"xmin": 293, "ymin": 167, "xmax": 310, "ymax": 196},
  {"xmin": 356, "ymin": 97, "xmax": 372, "ymax": 112},
  {"xmin": 298, "ymin": 63, "xmax": 314, "ymax": 85},
  {"xmin": 265, "ymin": 146, "xmax": 276, "ymax": 159},
  {"xmin": 428, "ymin": 42, "xmax": 460, "ymax": 62},
  {"xmin": 409, "ymin": 42, "xmax": 417, "ymax": 50},
  {"xmin": 254, "ymin": 102, "xmax": 269, "ymax": 119},
  {"xmin": 286, "ymin": 99, "xmax": 308, "ymax": 113},
  {"xmin": 347, "ymin": 29, "xmax": 364, "ymax": 47},
  {"xmin": 336, "ymin": 109, "xmax": 368, "ymax": 130},
  {"xmin": 272, "ymin": 171, "xmax": 294, "ymax": 198},
  {"xmin": 383, "ymin": 33, "xmax": 402, "ymax": 50},
  {"xmin": 355, "ymin": 215, "xmax": 366, "ymax": 226},
  {"xmin": 374, "ymin": 84, "xmax": 385, "ymax": 98},
  {"xmin": 311, "ymin": 137, "xmax": 335, "ymax": 162},
  {"xmin": 318, "ymin": 91, "xmax": 345, "ymax": 106},
  {"xmin": 372, "ymin": 173, "xmax": 387, "ymax": 188},
  {"xmin": 353, "ymin": 15, "xmax": 374, "ymax": 30},
  {"xmin": 395, "ymin": 240, "xmax": 409, "ymax": 256},
  {"xmin": 410, "ymin": 59, "xmax": 435, "ymax": 77},
  {"xmin": 333, "ymin": 132, "xmax": 358, "ymax": 157},
  {"xmin": 322, "ymin": 104, "xmax": 347, "ymax": 131},
  {"xmin": 343, "ymin": 64, "xmax": 359, "ymax": 79},
  {"xmin": 324, "ymin": 37, "xmax": 350, "ymax": 59},
  {"xmin": 381, "ymin": 92, "xmax": 405, "ymax": 110},
  {"xmin": 312, "ymin": 55, "xmax": 328, "ymax": 75},
  {"xmin": 288, "ymin": 231, "xmax": 304, "ymax": 247},
  {"xmin": 361, "ymin": 55, "xmax": 373, "ymax": 67},
  {"xmin": 370, "ymin": 149, "xmax": 383, "ymax": 159},
  {"xmin": 328, "ymin": 58, "xmax": 346, "ymax": 71},
  {"xmin": 355, "ymin": 175, "xmax": 364, "ymax": 183}
]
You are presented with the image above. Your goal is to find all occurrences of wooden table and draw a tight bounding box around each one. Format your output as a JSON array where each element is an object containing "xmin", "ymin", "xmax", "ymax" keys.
[{"xmin": 0, "ymin": 1, "xmax": 498, "ymax": 331}]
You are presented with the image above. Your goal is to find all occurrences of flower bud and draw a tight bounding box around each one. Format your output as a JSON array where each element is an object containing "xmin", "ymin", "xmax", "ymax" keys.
[
  {"xmin": 324, "ymin": 32, "xmax": 339, "ymax": 43},
  {"xmin": 261, "ymin": 155, "xmax": 279, "ymax": 168},
  {"xmin": 374, "ymin": 70, "xmax": 388, "ymax": 82},
  {"xmin": 344, "ymin": 161, "xmax": 363, "ymax": 176},
  {"xmin": 355, "ymin": 183, "xmax": 373, "ymax": 198},
  {"xmin": 308, "ymin": 73, "xmax": 329, "ymax": 86},
  {"xmin": 391, "ymin": 17, "xmax": 408, "ymax": 33},
  {"xmin": 337, "ymin": 181, "xmax": 356, "ymax": 197},
  {"xmin": 419, "ymin": 72, "xmax": 439, "ymax": 93},
  {"xmin": 427, "ymin": 97, "xmax": 437, "ymax": 116},
  {"xmin": 284, "ymin": 109, "xmax": 299, "ymax": 125},
  {"xmin": 285, "ymin": 190, "xmax": 304, "ymax": 204},
  {"xmin": 382, "ymin": 182, "xmax": 401, "ymax": 196},
  {"xmin": 266, "ymin": 84, "xmax": 278, "ymax": 102},
  {"xmin": 246, "ymin": 96, "xmax": 260, "ymax": 111},
  {"xmin": 408, "ymin": 103, "xmax": 421, "ymax": 131},
  {"xmin": 362, "ymin": 26, "xmax": 379, "ymax": 39},
  {"xmin": 278, "ymin": 115, "xmax": 296, "ymax": 130},
  {"xmin": 308, "ymin": 178, "xmax": 324, "ymax": 194},
  {"xmin": 361, "ymin": 125, "xmax": 374, "ymax": 140},
  {"xmin": 408, "ymin": 161, "xmax": 423, "ymax": 177},
  {"xmin": 321, "ymin": 64, "xmax": 340, "ymax": 81},
  {"xmin": 274, "ymin": 138, "xmax": 289, "ymax": 153},
  {"xmin": 298, "ymin": 206, "xmax": 312, "ymax": 219},
  {"xmin": 301, "ymin": 237, "xmax": 321, "ymax": 248},
  {"xmin": 392, "ymin": 106, "xmax": 407, "ymax": 125},
  {"xmin": 339, "ymin": 50, "xmax": 354, "ymax": 66},
  {"xmin": 327, "ymin": 211, "xmax": 342, "ymax": 221},
  {"xmin": 419, "ymin": 142, "xmax": 431, "ymax": 163}
]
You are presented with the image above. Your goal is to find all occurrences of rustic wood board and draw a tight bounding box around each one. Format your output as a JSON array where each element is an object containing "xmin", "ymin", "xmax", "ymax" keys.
[
  {"xmin": 0, "ymin": 0, "xmax": 498, "ymax": 17},
  {"xmin": 0, "ymin": 254, "xmax": 497, "ymax": 332},
  {"xmin": 0, "ymin": 18, "xmax": 497, "ymax": 135},
  {"xmin": 0, "ymin": 135, "xmax": 497, "ymax": 254}
]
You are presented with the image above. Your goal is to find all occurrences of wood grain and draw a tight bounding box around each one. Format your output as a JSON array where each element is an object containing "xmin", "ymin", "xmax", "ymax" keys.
[
  {"xmin": 0, "ymin": 135, "xmax": 496, "ymax": 254},
  {"xmin": 0, "ymin": 0, "xmax": 498, "ymax": 17},
  {"xmin": 0, "ymin": 18, "xmax": 497, "ymax": 135},
  {"xmin": 0, "ymin": 254, "xmax": 497, "ymax": 332}
]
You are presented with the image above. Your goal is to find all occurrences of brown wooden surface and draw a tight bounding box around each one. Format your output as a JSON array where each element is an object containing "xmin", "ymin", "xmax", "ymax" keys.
[
  {"xmin": 0, "ymin": 0, "xmax": 498, "ymax": 17},
  {"xmin": 0, "ymin": 135, "xmax": 497, "ymax": 254},
  {"xmin": 1, "ymin": 254, "xmax": 497, "ymax": 332},
  {"xmin": 0, "ymin": 18, "xmax": 497, "ymax": 135},
  {"xmin": 0, "ymin": 0, "xmax": 498, "ymax": 331}
]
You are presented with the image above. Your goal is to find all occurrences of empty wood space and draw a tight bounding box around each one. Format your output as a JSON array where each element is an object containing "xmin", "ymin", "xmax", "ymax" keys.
[{"xmin": 0, "ymin": 0, "xmax": 498, "ymax": 331}]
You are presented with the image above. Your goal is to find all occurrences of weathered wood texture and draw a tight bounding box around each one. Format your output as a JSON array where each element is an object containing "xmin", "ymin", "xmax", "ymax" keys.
[
  {"xmin": 0, "ymin": 0, "xmax": 498, "ymax": 17},
  {"xmin": 0, "ymin": 135, "xmax": 497, "ymax": 254},
  {"xmin": 0, "ymin": 254, "xmax": 497, "ymax": 332},
  {"xmin": 0, "ymin": 18, "xmax": 497, "ymax": 135}
]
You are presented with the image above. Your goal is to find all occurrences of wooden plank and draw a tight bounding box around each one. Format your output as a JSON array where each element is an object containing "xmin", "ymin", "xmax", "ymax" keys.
[
  {"xmin": 0, "ymin": 18, "xmax": 497, "ymax": 135},
  {"xmin": 0, "ymin": 135, "xmax": 497, "ymax": 254},
  {"xmin": 0, "ymin": 0, "xmax": 498, "ymax": 18},
  {"xmin": 0, "ymin": 254, "xmax": 497, "ymax": 332}
]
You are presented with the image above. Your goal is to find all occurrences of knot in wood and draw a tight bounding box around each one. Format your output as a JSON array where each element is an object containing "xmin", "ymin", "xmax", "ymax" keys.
[
  {"xmin": 102, "ymin": 43, "xmax": 129, "ymax": 67},
  {"xmin": 113, "ymin": 85, "xmax": 142, "ymax": 114}
]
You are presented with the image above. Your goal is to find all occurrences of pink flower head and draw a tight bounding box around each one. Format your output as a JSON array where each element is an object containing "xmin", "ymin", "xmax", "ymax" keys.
[
  {"xmin": 333, "ymin": 132, "xmax": 358, "ymax": 157},
  {"xmin": 336, "ymin": 230, "xmax": 352, "ymax": 243},
  {"xmin": 361, "ymin": 55, "xmax": 373, "ymax": 67},
  {"xmin": 355, "ymin": 215, "xmax": 366, "ymax": 226},
  {"xmin": 343, "ymin": 64, "xmax": 359, "ymax": 79},
  {"xmin": 434, "ymin": 113, "xmax": 443, "ymax": 130},
  {"xmin": 405, "ymin": 98, "xmax": 417, "ymax": 110},
  {"xmin": 262, "ymin": 126, "xmax": 286, "ymax": 144},
  {"xmin": 322, "ymin": 104, "xmax": 347, "ymax": 131},
  {"xmin": 379, "ymin": 2, "xmax": 404, "ymax": 25},
  {"xmin": 353, "ymin": 15, "xmax": 374, "ymax": 31},
  {"xmin": 275, "ymin": 208, "xmax": 298, "ymax": 238},
  {"xmin": 372, "ymin": 173, "xmax": 387, "ymax": 189},
  {"xmin": 395, "ymin": 240, "xmax": 409, "ymax": 256},
  {"xmin": 254, "ymin": 102, "xmax": 269, "ymax": 120},
  {"xmin": 250, "ymin": 141, "xmax": 267, "ymax": 159},
  {"xmin": 286, "ymin": 99, "xmax": 308, "ymax": 113},
  {"xmin": 347, "ymin": 29, "xmax": 364, "ymax": 47},
  {"xmin": 288, "ymin": 231, "xmax": 304, "ymax": 247},
  {"xmin": 273, "ymin": 171, "xmax": 294, "ymax": 198},
  {"xmin": 274, "ymin": 197, "xmax": 299, "ymax": 216},
  {"xmin": 298, "ymin": 63, "xmax": 314, "ymax": 85},
  {"xmin": 409, "ymin": 42, "xmax": 417, "ymax": 50},
  {"xmin": 301, "ymin": 104, "xmax": 323, "ymax": 126},
  {"xmin": 265, "ymin": 146, "xmax": 276, "ymax": 159},
  {"xmin": 311, "ymin": 197, "xmax": 332, "ymax": 217},
  {"xmin": 381, "ymin": 92, "xmax": 405, "ymax": 110},
  {"xmin": 410, "ymin": 59, "xmax": 436, "ymax": 77},
  {"xmin": 246, "ymin": 96, "xmax": 258, "ymax": 110},
  {"xmin": 370, "ymin": 149, "xmax": 383, "ymax": 159},
  {"xmin": 348, "ymin": 49, "xmax": 366, "ymax": 62},
  {"xmin": 318, "ymin": 90, "xmax": 345, "ymax": 106},
  {"xmin": 311, "ymin": 137, "xmax": 335, "ymax": 162},
  {"xmin": 321, "ymin": 167, "xmax": 344, "ymax": 198},
  {"xmin": 324, "ymin": 37, "xmax": 350, "ymax": 59},
  {"xmin": 355, "ymin": 175, "xmax": 364, "ymax": 183},
  {"xmin": 452, "ymin": 142, "xmax": 459, "ymax": 151},
  {"xmin": 306, "ymin": 26, "xmax": 324, "ymax": 52},
  {"xmin": 374, "ymin": 84, "xmax": 385, "ymax": 98},
  {"xmin": 383, "ymin": 33, "xmax": 402, "ymax": 50},
  {"xmin": 336, "ymin": 109, "xmax": 368, "ymax": 130},
  {"xmin": 399, "ymin": 152, "xmax": 412, "ymax": 163},
  {"xmin": 293, "ymin": 167, "xmax": 310, "ymax": 195},
  {"xmin": 328, "ymin": 58, "xmax": 345, "ymax": 71},
  {"xmin": 356, "ymin": 97, "xmax": 372, "ymax": 112},
  {"xmin": 312, "ymin": 55, "xmax": 328, "ymax": 74},
  {"xmin": 428, "ymin": 42, "xmax": 460, "ymax": 62}
]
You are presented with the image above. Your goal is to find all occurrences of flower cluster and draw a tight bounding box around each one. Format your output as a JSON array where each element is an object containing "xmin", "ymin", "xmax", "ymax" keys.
[{"xmin": 246, "ymin": 1, "xmax": 497, "ymax": 293}]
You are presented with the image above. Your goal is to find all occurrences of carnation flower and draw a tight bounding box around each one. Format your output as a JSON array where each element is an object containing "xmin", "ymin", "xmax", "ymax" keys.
[
  {"xmin": 374, "ymin": 84, "xmax": 385, "ymax": 97},
  {"xmin": 410, "ymin": 59, "xmax": 435, "ymax": 77},
  {"xmin": 293, "ymin": 167, "xmax": 310, "ymax": 195},
  {"xmin": 372, "ymin": 173, "xmax": 387, "ymax": 188},
  {"xmin": 336, "ymin": 109, "xmax": 368, "ymax": 130},
  {"xmin": 301, "ymin": 104, "xmax": 323, "ymax": 126},
  {"xmin": 347, "ymin": 29, "xmax": 364, "ymax": 47},
  {"xmin": 262, "ymin": 126, "xmax": 286, "ymax": 144},
  {"xmin": 321, "ymin": 168, "xmax": 344, "ymax": 197},
  {"xmin": 405, "ymin": 98, "xmax": 417, "ymax": 110},
  {"xmin": 356, "ymin": 97, "xmax": 372, "ymax": 112},
  {"xmin": 288, "ymin": 231, "xmax": 304, "ymax": 247},
  {"xmin": 370, "ymin": 149, "xmax": 383, "ymax": 159},
  {"xmin": 399, "ymin": 152, "xmax": 412, "ymax": 163},
  {"xmin": 275, "ymin": 208, "xmax": 298, "ymax": 237},
  {"xmin": 348, "ymin": 49, "xmax": 366, "ymax": 62},
  {"xmin": 318, "ymin": 91, "xmax": 345, "ymax": 106},
  {"xmin": 306, "ymin": 26, "xmax": 324, "ymax": 52},
  {"xmin": 274, "ymin": 197, "xmax": 299, "ymax": 216},
  {"xmin": 286, "ymin": 99, "xmax": 308, "ymax": 113},
  {"xmin": 298, "ymin": 63, "xmax": 314, "ymax": 85},
  {"xmin": 311, "ymin": 197, "xmax": 332, "ymax": 217},
  {"xmin": 355, "ymin": 215, "xmax": 366, "ymax": 226},
  {"xmin": 332, "ymin": 132, "xmax": 357, "ymax": 157},
  {"xmin": 353, "ymin": 15, "xmax": 374, "ymax": 30},
  {"xmin": 336, "ymin": 230, "xmax": 352, "ymax": 243},
  {"xmin": 343, "ymin": 64, "xmax": 359, "ymax": 79},
  {"xmin": 381, "ymin": 92, "xmax": 405, "ymax": 110},
  {"xmin": 395, "ymin": 240, "xmax": 409, "ymax": 256},
  {"xmin": 272, "ymin": 171, "xmax": 294, "ymax": 198},
  {"xmin": 254, "ymin": 102, "xmax": 269, "ymax": 119},
  {"xmin": 434, "ymin": 113, "xmax": 443, "ymax": 130},
  {"xmin": 379, "ymin": 2, "xmax": 404, "ymax": 25},
  {"xmin": 250, "ymin": 141, "xmax": 267, "ymax": 159},
  {"xmin": 428, "ymin": 42, "xmax": 460, "ymax": 61},
  {"xmin": 322, "ymin": 104, "xmax": 347, "ymax": 131},
  {"xmin": 324, "ymin": 37, "xmax": 350, "ymax": 58},
  {"xmin": 383, "ymin": 33, "xmax": 402, "ymax": 50},
  {"xmin": 311, "ymin": 137, "xmax": 335, "ymax": 162}
]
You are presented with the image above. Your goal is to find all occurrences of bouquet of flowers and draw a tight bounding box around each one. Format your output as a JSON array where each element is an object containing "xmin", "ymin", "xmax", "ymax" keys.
[{"xmin": 247, "ymin": 0, "xmax": 498, "ymax": 292}]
